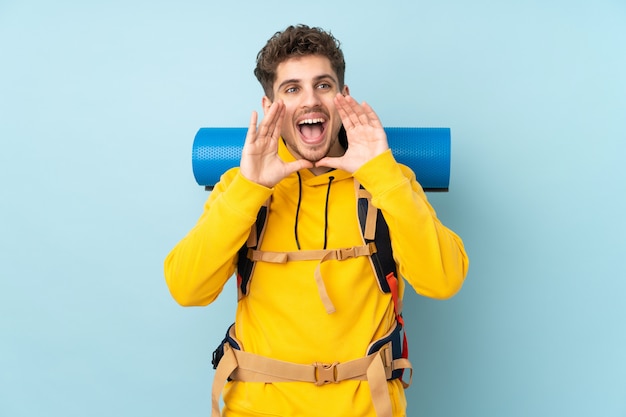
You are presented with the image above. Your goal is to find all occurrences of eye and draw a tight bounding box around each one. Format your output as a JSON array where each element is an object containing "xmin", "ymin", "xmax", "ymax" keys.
[
  {"xmin": 285, "ymin": 86, "xmax": 298, "ymax": 94},
  {"xmin": 317, "ymin": 82, "xmax": 331, "ymax": 90}
]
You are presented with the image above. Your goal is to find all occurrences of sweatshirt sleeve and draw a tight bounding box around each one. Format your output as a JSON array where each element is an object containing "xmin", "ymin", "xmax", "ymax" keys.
[
  {"xmin": 164, "ymin": 169, "xmax": 273, "ymax": 306},
  {"xmin": 353, "ymin": 150, "xmax": 469, "ymax": 299}
]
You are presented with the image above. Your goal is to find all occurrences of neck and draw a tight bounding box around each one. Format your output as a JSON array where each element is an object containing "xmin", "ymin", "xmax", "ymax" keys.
[{"xmin": 309, "ymin": 166, "xmax": 335, "ymax": 176}]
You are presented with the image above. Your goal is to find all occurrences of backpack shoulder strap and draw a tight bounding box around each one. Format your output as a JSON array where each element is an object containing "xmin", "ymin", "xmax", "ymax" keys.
[
  {"xmin": 236, "ymin": 200, "xmax": 269, "ymax": 299},
  {"xmin": 356, "ymin": 182, "xmax": 407, "ymax": 362},
  {"xmin": 355, "ymin": 181, "xmax": 397, "ymax": 294},
  {"xmin": 236, "ymin": 181, "xmax": 399, "ymax": 301}
]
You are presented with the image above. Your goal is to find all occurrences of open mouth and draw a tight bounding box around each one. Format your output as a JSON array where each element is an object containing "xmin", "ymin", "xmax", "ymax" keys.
[{"xmin": 297, "ymin": 118, "xmax": 327, "ymax": 144}]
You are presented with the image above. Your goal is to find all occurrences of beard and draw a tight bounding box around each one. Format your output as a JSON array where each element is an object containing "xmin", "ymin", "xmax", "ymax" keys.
[{"xmin": 296, "ymin": 136, "xmax": 338, "ymax": 163}]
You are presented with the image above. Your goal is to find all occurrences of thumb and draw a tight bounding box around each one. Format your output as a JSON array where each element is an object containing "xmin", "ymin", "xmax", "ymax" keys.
[
  {"xmin": 315, "ymin": 155, "xmax": 343, "ymax": 171},
  {"xmin": 284, "ymin": 159, "xmax": 314, "ymax": 176}
]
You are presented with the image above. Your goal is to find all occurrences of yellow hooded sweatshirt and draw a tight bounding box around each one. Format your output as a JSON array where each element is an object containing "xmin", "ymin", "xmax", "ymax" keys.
[{"xmin": 164, "ymin": 140, "xmax": 468, "ymax": 416}]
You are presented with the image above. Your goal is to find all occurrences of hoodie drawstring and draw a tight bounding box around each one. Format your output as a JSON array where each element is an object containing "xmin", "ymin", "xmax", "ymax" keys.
[{"xmin": 293, "ymin": 173, "xmax": 335, "ymax": 251}]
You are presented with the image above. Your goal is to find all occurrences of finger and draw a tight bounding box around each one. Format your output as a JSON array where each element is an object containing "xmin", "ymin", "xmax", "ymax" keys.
[
  {"xmin": 315, "ymin": 155, "xmax": 343, "ymax": 171},
  {"xmin": 284, "ymin": 159, "xmax": 314, "ymax": 176},
  {"xmin": 245, "ymin": 111, "xmax": 259, "ymax": 144},
  {"xmin": 257, "ymin": 100, "xmax": 283, "ymax": 139},
  {"xmin": 344, "ymin": 95, "xmax": 372, "ymax": 126},
  {"xmin": 256, "ymin": 104, "xmax": 275, "ymax": 139},
  {"xmin": 334, "ymin": 94, "xmax": 356, "ymax": 130},
  {"xmin": 338, "ymin": 94, "xmax": 369, "ymax": 128},
  {"xmin": 269, "ymin": 100, "xmax": 285, "ymax": 140},
  {"xmin": 361, "ymin": 101, "xmax": 383, "ymax": 128}
]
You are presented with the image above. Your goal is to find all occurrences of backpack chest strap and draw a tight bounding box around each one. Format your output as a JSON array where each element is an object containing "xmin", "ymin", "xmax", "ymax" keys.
[
  {"xmin": 246, "ymin": 243, "xmax": 377, "ymax": 314},
  {"xmin": 247, "ymin": 242, "xmax": 376, "ymax": 263}
]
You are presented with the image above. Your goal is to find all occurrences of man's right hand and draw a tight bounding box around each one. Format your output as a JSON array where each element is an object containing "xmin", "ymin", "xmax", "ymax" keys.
[{"xmin": 239, "ymin": 100, "xmax": 313, "ymax": 188}]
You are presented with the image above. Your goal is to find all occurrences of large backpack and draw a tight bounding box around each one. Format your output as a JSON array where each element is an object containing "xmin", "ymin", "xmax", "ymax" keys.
[
  {"xmin": 195, "ymin": 126, "xmax": 451, "ymax": 417},
  {"xmin": 209, "ymin": 181, "xmax": 412, "ymax": 417}
]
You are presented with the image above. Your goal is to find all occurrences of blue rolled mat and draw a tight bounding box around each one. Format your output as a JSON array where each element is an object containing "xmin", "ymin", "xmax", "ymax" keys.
[{"xmin": 192, "ymin": 127, "xmax": 451, "ymax": 191}]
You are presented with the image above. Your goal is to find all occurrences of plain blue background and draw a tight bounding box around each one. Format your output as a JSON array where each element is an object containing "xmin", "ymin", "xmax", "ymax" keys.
[{"xmin": 1, "ymin": 1, "xmax": 625, "ymax": 416}]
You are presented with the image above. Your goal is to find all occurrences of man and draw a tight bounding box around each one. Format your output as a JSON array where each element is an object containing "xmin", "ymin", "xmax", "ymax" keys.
[{"xmin": 165, "ymin": 25, "xmax": 468, "ymax": 417}]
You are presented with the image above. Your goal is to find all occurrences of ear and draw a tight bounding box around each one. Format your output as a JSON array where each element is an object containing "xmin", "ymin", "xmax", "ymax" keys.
[
  {"xmin": 261, "ymin": 96, "xmax": 272, "ymax": 116},
  {"xmin": 341, "ymin": 85, "xmax": 350, "ymax": 96}
]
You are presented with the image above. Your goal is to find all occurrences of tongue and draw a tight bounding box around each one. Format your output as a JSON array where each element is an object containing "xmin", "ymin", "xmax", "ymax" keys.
[{"xmin": 300, "ymin": 123, "xmax": 323, "ymax": 141}]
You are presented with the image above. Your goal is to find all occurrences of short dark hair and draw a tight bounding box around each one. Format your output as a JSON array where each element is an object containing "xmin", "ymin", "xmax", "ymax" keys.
[{"xmin": 254, "ymin": 25, "xmax": 346, "ymax": 99}]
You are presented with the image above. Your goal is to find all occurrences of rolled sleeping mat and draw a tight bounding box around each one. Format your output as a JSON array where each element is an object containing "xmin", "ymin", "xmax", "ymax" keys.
[{"xmin": 192, "ymin": 127, "xmax": 451, "ymax": 192}]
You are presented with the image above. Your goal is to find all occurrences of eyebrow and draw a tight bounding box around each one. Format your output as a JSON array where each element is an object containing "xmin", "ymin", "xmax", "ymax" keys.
[{"xmin": 276, "ymin": 73, "xmax": 338, "ymax": 92}]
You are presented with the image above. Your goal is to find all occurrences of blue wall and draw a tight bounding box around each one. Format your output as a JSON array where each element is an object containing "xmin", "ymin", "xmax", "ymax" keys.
[{"xmin": 1, "ymin": 1, "xmax": 625, "ymax": 416}]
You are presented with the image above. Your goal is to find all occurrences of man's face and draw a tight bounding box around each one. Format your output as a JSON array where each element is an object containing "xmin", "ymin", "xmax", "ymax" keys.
[{"xmin": 263, "ymin": 54, "xmax": 348, "ymax": 163}]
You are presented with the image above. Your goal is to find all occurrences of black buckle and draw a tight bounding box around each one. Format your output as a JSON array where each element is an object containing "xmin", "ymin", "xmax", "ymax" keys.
[{"xmin": 211, "ymin": 342, "xmax": 225, "ymax": 369}]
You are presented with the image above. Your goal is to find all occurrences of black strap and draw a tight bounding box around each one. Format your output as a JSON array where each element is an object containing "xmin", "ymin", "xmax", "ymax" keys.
[
  {"xmin": 357, "ymin": 187, "xmax": 396, "ymax": 294},
  {"xmin": 237, "ymin": 205, "xmax": 267, "ymax": 296}
]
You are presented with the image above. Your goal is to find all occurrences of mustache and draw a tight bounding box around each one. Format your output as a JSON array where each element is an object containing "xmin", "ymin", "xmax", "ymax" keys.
[{"xmin": 295, "ymin": 107, "xmax": 329, "ymax": 119}]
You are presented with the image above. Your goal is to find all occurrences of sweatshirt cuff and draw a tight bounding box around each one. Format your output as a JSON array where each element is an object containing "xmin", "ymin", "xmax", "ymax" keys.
[
  {"xmin": 353, "ymin": 149, "xmax": 408, "ymax": 197},
  {"xmin": 221, "ymin": 171, "xmax": 274, "ymax": 221}
]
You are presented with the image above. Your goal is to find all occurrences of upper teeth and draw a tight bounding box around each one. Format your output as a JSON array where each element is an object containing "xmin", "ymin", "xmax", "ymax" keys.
[{"xmin": 299, "ymin": 118, "xmax": 324, "ymax": 125}]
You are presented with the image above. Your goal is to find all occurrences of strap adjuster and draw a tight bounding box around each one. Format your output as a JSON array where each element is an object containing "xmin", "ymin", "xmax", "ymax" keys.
[
  {"xmin": 313, "ymin": 362, "xmax": 339, "ymax": 385},
  {"xmin": 335, "ymin": 243, "xmax": 377, "ymax": 261},
  {"xmin": 378, "ymin": 345, "xmax": 394, "ymax": 379},
  {"xmin": 336, "ymin": 247, "xmax": 356, "ymax": 260}
]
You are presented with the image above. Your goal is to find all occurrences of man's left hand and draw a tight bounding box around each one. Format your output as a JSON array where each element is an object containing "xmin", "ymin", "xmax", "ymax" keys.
[{"xmin": 315, "ymin": 94, "xmax": 389, "ymax": 173}]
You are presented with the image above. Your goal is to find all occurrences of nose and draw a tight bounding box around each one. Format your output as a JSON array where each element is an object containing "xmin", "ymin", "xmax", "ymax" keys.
[{"xmin": 301, "ymin": 86, "xmax": 322, "ymax": 108}]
